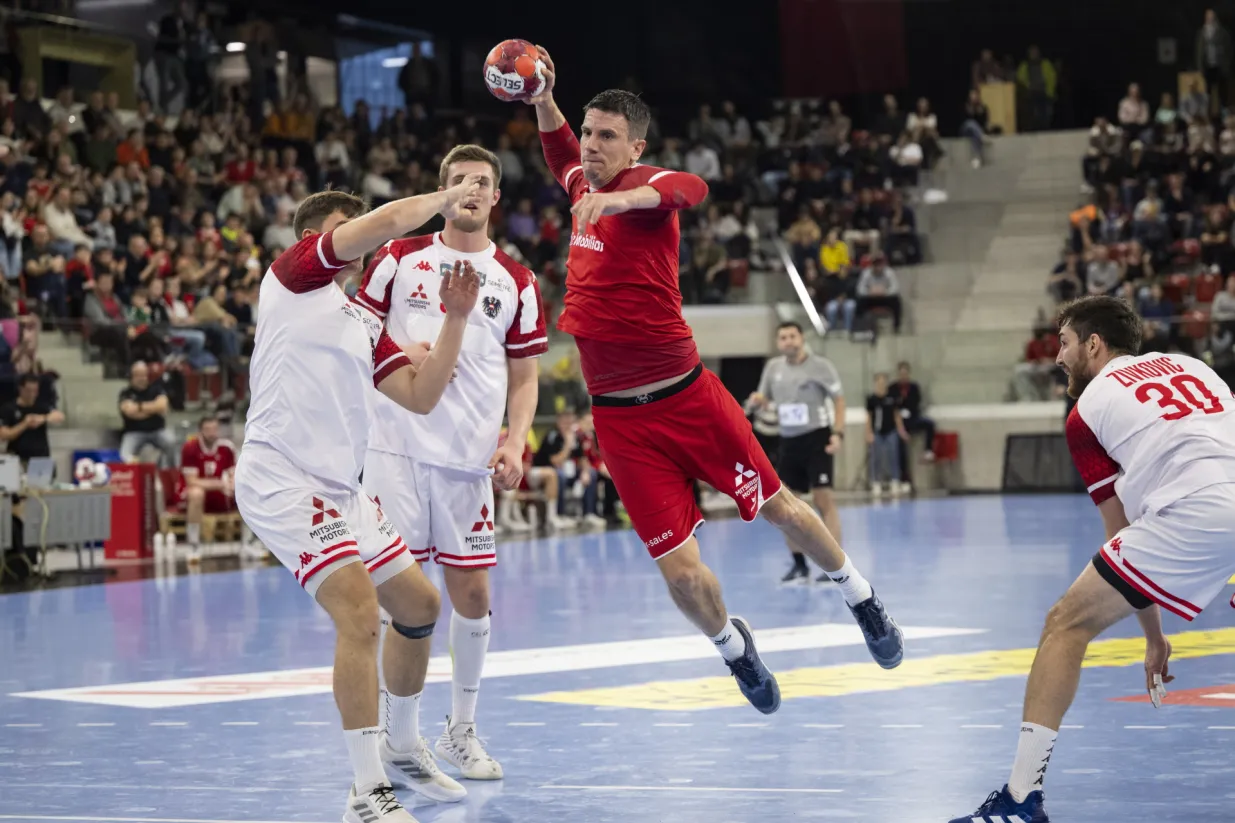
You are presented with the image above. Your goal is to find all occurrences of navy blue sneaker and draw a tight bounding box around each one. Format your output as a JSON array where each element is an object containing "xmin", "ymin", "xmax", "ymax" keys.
[
  {"xmin": 948, "ymin": 785, "xmax": 1049, "ymax": 822},
  {"xmin": 848, "ymin": 590, "xmax": 903, "ymax": 669},
  {"xmin": 724, "ymin": 617, "xmax": 781, "ymax": 714}
]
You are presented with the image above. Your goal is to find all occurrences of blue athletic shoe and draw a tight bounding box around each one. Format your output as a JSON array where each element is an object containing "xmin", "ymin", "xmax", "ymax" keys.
[
  {"xmin": 848, "ymin": 590, "xmax": 903, "ymax": 669},
  {"xmin": 948, "ymin": 785, "xmax": 1050, "ymax": 823},
  {"xmin": 724, "ymin": 617, "xmax": 781, "ymax": 714}
]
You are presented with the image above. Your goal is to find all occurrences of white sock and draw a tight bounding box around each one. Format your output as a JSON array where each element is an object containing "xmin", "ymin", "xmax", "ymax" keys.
[
  {"xmin": 383, "ymin": 691, "xmax": 421, "ymax": 753},
  {"xmin": 450, "ymin": 611, "xmax": 490, "ymax": 724},
  {"xmin": 826, "ymin": 555, "xmax": 874, "ymax": 606},
  {"xmin": 709, "ymin": 619, "xmax": 747, "ymax": 662},
  {"xmin": 1008, "ymin": 722, "xmax": 1058, "ymax": 802},
  {"xmin": 187, "ymin": 522, "xmax": 201, "ymax": 545},
  {"xmin": 342, "ymin": 726, "xmax": 386, "ymax": 791}
]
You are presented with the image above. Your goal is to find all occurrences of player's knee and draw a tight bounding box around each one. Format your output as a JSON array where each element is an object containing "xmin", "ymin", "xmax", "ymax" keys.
[
  {"xmin": 326, "ymin": 586, "xmax": 381, "ymax": 647},
  {"xmin": 760, "ymin": 491, "xmax": 806, "ymax": 528},
  {"xmin": 385, "ymin": 573, "xmax": 441, "ymax": 627},
  {"xmin": 446, "ymin": 569, "xmax": 490, "ymax": 619},
  {"xmin": 1042, "ymin": 596, "xmax": 1094, "ymax": 642},
  {"xmin": 660, "ymin": 555, "xmax": 709, "ymax": 600},
  {"xmin": 186, "ymin": 485, "xmax": 205, "ymax": 503}
]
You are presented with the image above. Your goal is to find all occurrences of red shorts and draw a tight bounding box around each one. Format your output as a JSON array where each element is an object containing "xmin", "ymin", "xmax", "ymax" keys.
[
  {"xmin": 591, "ymin": 365, "xmax": 781, "ymax": 559},
  {"xmin": 203, "ymin": 491, "xmax": 234, "ymax": 514}
]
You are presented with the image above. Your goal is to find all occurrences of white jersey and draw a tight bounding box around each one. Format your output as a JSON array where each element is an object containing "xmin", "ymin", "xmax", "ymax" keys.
[
  {"xmin": 355, "ymin": 232, "xmax": 548, "ymax": 474},
  {"xmin": 242, "ymin": 231, "xmax": 411, "ymax": 493},
  {"xmin": 1067, "ymin": 352, "xmax": 1235, "ymax": 520}
]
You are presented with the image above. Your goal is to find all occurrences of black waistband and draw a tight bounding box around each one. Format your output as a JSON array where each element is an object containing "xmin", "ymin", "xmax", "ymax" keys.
[{"xmin": 591, "ymin": 364, "xmax": 703, "ymax": 407}]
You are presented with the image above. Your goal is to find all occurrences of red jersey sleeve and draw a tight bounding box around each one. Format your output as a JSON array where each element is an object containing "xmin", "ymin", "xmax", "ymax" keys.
[
  {"xmin": 372, "ymin": 328, "xmax": 411, "ymax": 387},
  {"xmin": 1065, "ymin": 406, "xmax": 1120, "ymax": 504},
  {"xmin": 180, "ymin": 440, "xmax": 202, "ymax": 474},
  {"xmin": 540, "ymin": 123, "xmax": 587, "ymax": 202},
  {"xmin": 270, "ymin": 231, "xmax": 351, "ymax": 294},
  {"xmin": 216, "ymin": 442, "xmax": 238, "ymax": 475},
  {"xmin": 356, "ymin": 241, "xmax": 398, "ymax": 318},
  {"xmin": 501, "ymin": 256, "xmax": 548, "ymax": 358},
  {"xmin": 638, "ymin": 167, "xmax": 710, "ymax": 210}
]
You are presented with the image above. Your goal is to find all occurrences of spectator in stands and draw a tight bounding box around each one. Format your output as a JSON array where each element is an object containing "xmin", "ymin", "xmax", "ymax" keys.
[
  {"xmin": 533, "ymin": 408, "xmax": 585, "ymax": 529},
  {"xmin": 907, "ymin": 98, "xmax": 942, "ymax": 169},
  {"xmin": 1132, "ymin": 184, "xmax": 1168, "ymax": 249},
  {"xmin": 844, "ymin": 188, "xmax": 882, "ymax": 257},
  {"xmin": 1016, "ymin": 45, "xmax": 1057, "ymax": 131},
  {"xmin": 118, "ymin": 360, "xmax": 174, "ymax": 466},
  {"xmin": 13, "ymin": 79, "xmax": 48, "ymax": 140},
  {"xmin": 1118, "ymin": 83, "xmax": 1151, "ymax": 142},
  {"xmin": 1083, "ymin": 117, "xmax": 1122, "ymax": 188},
  {"xmin": 686, "ymin": 229, "xmax": 729, "ymax": 305},
  {"xmin": 0, "ymin": 192, "xmax": 22, "ymax": 281},
  {"xmin": 1200, "ymin": 204, "xmax": 1232, "ymax": 270},
  {"xmin": 818, "ymin": 100, "xmax": 852, "ymax": 152},
  {"xmin": 962, "ymin": 89, "xmax": 991, "ymax": 168},
  {"xmin": 43, "ymin": 186, "xmax": 93, "ymax": 254},
  {"xmin": 1211, "ymin": 275, "xmax": 1235, "ymax": 328},
  {"xmin": 889, "ymin": 131, "xmax": 924, "ymax": 187},
  {"xmin": 972, "ymin": 48, "xmax": 1007, "ymax": 87},
  {"xmin": 572, "ymin": 413, "xmax": 608, "ymax": 529},
  {"xmin": 818, "ymin": 256, "xmax": 858, "ymax": 334},
  {"xmin": 179, "ymin": 413, "xmax": 237, "ymax": 559},
  {"xmin": 1048, "ymin": 249, "xmax": 1083, "ymax": 303},
  {"xmin": 83, "ymin": 270, "xmax": 130, "ymax": 372},
  {"xmin": 856, "ymin": 253, "xmax": 902, "ymax": 333},
  {"xmin": 22, "ymin": 224, "xmax": 68, "ymax": 319},
  {"xmin": 684, "ymin": 140, "xmax": 721, "ymax": 182},
  {"xmin": 1085, "ymin": 244, "xmax": 1123, "ymax": 296},
  {"xmin": 784, "ymin": 205, "xmax": 822, "ymax": 273},
  {"xmin": 874, "ymin": 95, "xmax": 906, "ymax": 140},
  {"xmin": 865, "ymin": 372, "xmax": 908, "ymax": 496},
  {"xmin": 1180, "ymin": 77, "xmax": 1210, "ymax": 124},
  {"xmin": 1139, "ymin": 282, "xmax": 1176, "ymax": 339},
  {"xmin": 0, "ymin": 373, "xmax": 63, "ymax": 466},
  {"xmin": 893, "ymin": 362, "xmax": 935, "ymax": 466},
  {"xmin": 1162, "ymin": 173, "xmax": 1196, "ymax": 239},
  {"xmin": 1198, "ymin": 8, "xmax": 1233, "ymax": 118},
  {"xmin": 885, "ymin": 191, "xmax": 921, "ymax": 266},
  {"xmin": 1012, "ymin": 326, "xmax": 1061, "ymax": 401}
]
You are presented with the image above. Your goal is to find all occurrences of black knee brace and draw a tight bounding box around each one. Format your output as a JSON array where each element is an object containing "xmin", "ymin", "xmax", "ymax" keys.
[{"xmin": 391, "ymin": 620, "xmax": 435, "ymax": 639}]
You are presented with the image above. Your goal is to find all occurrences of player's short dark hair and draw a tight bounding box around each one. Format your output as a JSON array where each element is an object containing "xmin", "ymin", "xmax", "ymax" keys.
[
  {"xmin": 777, "ymin": 321, "xmax": 804, "ymax": 334},
  {"xmin": 292, "ymin": 189, "xmax": 368, "ymax": 238},
  {"xmin": 1056, "ymin": 295, "xmax": 1142, "ymax": 356},
  {"xmin": 584, "ymin": 89, "xmax": 651, "ymax": 141},
  {"xmin": 199, "ymin": 413, "xmax": 218, "ymax": 429},
  {"xmin": 439, "ymin": 144, "xmax": 502, "ymax": 189}
]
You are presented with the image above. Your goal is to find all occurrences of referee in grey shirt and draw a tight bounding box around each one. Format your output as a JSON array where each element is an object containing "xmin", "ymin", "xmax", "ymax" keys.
[{"xmin": 747, "ymin": 321, "xmax": 846, "ymax": 584}]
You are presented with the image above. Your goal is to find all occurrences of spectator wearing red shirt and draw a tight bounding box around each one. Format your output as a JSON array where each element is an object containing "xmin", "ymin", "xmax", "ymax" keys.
[
  {"xmin": 224, "ymin": 143, "xmax": 257, "ymax": 185},
  {"xmin": 116, "ymin": 130, "xmax": 151, "ymax": 170},
  {"xmin": 1012, "ymin": 326, "xmax": 1062, "ymax": 401},
  {"xmin": 178, "ymin": 414, "xmax": 237, "ymax": 562}
]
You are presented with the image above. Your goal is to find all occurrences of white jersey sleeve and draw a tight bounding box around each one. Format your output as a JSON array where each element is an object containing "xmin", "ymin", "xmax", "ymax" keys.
[{"xmin": 1070, "ymin": 352, "xmax": 1235, "ymax": 520}]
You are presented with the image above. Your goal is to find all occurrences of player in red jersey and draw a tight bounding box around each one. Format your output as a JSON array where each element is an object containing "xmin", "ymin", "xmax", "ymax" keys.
[
  {"xmin": 179, "ymin": 413, "xmax": 239, "ymax": 563},
  {"xmin": 529, "ymin": 50, "xmax": 903, "ymax": 713}
]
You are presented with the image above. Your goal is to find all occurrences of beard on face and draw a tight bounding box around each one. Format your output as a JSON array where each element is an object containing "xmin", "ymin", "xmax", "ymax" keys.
[{"xmin": 1065, "ymin": 349, "xmax": 1092, "ymax": 399}]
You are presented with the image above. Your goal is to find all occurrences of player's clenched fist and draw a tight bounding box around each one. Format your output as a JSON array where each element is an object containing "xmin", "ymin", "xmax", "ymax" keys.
[{"xmin": 441, "ymin": 259, "xmax": 481, "ymax": 316}]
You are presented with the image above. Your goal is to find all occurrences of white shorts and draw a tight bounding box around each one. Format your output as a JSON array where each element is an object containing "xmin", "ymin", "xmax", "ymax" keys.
[
  {"xmin": 1096, "ymin": 483, "xmax": 1235, "ymax": 621},
  {"xmin": 235, "ymin": 442, "xmax": 414, "ymax": 598},
  {"xmin": 363, "ymin": 450, "xmax": 497, "ymax": 569}
]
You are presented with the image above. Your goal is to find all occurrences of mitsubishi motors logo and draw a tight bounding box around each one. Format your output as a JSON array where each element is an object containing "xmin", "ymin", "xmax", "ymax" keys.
[
  {"xmin": 311, "ymin": 496, "xmax": 341, "ymax": 526},
  {"xmin": 410, "ymin": 283, "xmax": 428, "ymax": 299},
  {"xmin": 405, "ymin": 282, "xmax": 433, "ymax": 312},
  {"xmin": 471, "ymin": 504, "xmax": 494, "ymax": 533},
  {"xmin": 733, "ymin": 463, "xmax": 757, "ymax": 487}
]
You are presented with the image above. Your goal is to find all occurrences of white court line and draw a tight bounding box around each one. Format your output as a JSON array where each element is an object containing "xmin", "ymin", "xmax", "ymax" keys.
[
  {"xmin": 1208, "ymin": 725, "xmax": 1235, "ymax": 729},
  {"xmin": 4, "ymin": 783, "xmax": 336, "ymax": 794},
  {"xmin": 293, "ymin": 721, "xmax": 330, "ymax": 726},
  {"xmin": 220, "ymin": 722, "xmax": 258, "ymax": 726},
  {"xmin": 1059, "ymin": 724, "xmax": 1085, "ymax": 729},
  {"xmin": 4, "ymin": 723, "xmax": 42, "ymax": 728},
  {"xmin": 134, "ymin": 761, "xmax": 165, "ymax": 765},
  {"xmin": 76, "ymin": 722, "xmax": 115, "ymax": 727},
  {"xmin": 653, "ymin": 723, "xmax": 694, "ymax": 727},
  {"xmin": 579, "ymin": 722, "xmax": 619, "ymax": 727},
  {"xmin": 46, "ymin": 762, "xmax": 82, "ymax": 766},
  {"xmin": 506, "ymin": 722, "xmax": 545, "ymax": 727},
  {"xmin": 0, "ymin": 816, "xmax": 336, "ymax": 823},
  {"xmin": 961, "ymin": 724, "xmax": 1003, "ymax": 729},
  {"xmin": 149, "ymin": 722, "xmax": 186, "ymax": 727},
  {"xmin": 539, "ymin": 784, "xmax": 842, "ymax": 794},
  {"xmin": 801, "ymin": 724, "xmax": 844, "ymax": 729},
  {"xmin": 1124, "ymin": 725, "xmax": 1167, "ymax": 730},
  {"xmin": 881, "ymin": 724, "xmax": 923, "ymax": 729},
  {"xmin": 727, "ymin": 723, "xmax": 768, "ymax": 728}
]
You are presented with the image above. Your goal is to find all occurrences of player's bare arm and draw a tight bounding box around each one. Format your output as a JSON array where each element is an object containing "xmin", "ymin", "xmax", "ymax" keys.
[
  {"xmin": 827, "ymin": 395, "xmax": 846, "ymax": 454},
  {"xmin": 377, "ymin": 260, "xmax": 481, "ymax": 414},
  {"xmin": 526, "ymin": 46, "xmax": 563, "ymax": 129},
  {"xmin": 331, "ymin": 174, "xmax": 484, "ymax": 262},
  {"xmin": 490, "ymin": 357, "xmax": 538, "ymax": 490}
]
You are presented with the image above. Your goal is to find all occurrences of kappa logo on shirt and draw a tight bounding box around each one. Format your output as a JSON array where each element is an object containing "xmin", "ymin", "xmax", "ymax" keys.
[{"xmin": 414, "ymin": 260, "xmax": 433, "ymax": 272}]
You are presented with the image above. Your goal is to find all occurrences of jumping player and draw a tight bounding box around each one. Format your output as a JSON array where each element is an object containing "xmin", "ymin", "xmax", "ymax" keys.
[
  {"xmin": 748, "ymin": 321, "xmax": 847, "ymax": 584},
  {"xmin": 234, "ymin": 179, "xmax": 482, "ymax": 823},
  {"xmin": 178, "ymin": 413, "xmax": 243, "ymax": 563},
  {"xmin": 356, "ymin": 144, "xmax": 546, "ymax": 785},
  {"xmin": 950, "ymin": 295, "xmax": 1235, "ymax": 822},
  {"xmin": 529, "ymin": 50, "xmax": 903, "ymax": 714}
]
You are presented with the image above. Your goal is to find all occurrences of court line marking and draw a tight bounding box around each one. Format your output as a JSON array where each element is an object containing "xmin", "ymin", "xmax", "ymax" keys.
[
  {"xmin": 961, "ymin": 724, "xmax": 1003, "ymax": 729},
  {"xmin": 1208, "ymin": 725, "xmax": 1235, "ymax": 729},
  {"xmin": 293, "ymin": 721, "xmax": 330, "ymax": 726},
  {"xmin": 653, "ymin": 723, "xmax": 694, "ymax": 727},
  {"xmin": 0, "ymin": 816, "xmax": 336, "ymax": 823},
  {"xmin": 506, "ymin": 722, "xmax": 545, "ymax": 727},
  {"xmin": 76, "ymin": 722, "xmax": 115, "ymax": 727},
  {"xmin": 801, "ymin": 724, "xmax": 844, "ymax": 729},
  {"xmin": 148, "ymin": 722, "xmax": 186, "ymax": 727},
  {"xmin": 518, "ymin": 627, "xmax": 1235, "ymax": 711},
  {"xmin": 10, "ymin": 623, "xmax": 983, "ymax": 709},
  {"xmin": 538, "ymin": 784, "xmax": 842, "ymax": 794},
  {"xmin": 2, "ymin": 784, "xmax": 336, "ymax": 794},
  {"xmin": 4, "ymin": 723, "xmax": 41, "ymax": 728},
  {"xmin": 220, "ymin": 721, "xmax": 258, "ymax": 726},
  {"xmin": 1125, "ymin": 725, "xmax": 1168, "ymax": 730},
  {"xmin": 881, "ymin": 724, "xmax": 923, "ymax": 729},
  {"xmin": 579, "ymin": 722, "xmax": 619, "ymax": 727},
  {"xmin": 1060, "ymin": 724, "xmax": 1085, "ymax": 729}
]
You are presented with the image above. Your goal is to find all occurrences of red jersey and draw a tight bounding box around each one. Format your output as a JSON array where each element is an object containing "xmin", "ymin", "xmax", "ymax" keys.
[
  {"xmin": 540, "ymin": 123, "xmax": 709, "ymax": 394},
  {"xmin": 181, "ymin": 436, "xmax": 237, "ymax": 483}
]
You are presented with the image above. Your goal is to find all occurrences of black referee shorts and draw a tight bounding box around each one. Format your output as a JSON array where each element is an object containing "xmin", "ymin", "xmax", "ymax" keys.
[{"xmin": 777, "ymin": 428, "xmax": 834, "ymax": 493}]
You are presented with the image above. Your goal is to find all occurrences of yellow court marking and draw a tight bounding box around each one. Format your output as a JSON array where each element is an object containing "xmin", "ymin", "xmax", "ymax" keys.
[
  {"xmin": 517, "ymin": 628, "xmax": 1235, "ymax": 711},
  {"xmin": 1229, "ymin": 573, "xmax": 1235, "ymax": 584}
]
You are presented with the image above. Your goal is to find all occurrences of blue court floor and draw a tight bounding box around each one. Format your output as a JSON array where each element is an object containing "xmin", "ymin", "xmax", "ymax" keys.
[{"xmin": 2, "ymin": 494, "xmax": 1235, "ymax": 823}]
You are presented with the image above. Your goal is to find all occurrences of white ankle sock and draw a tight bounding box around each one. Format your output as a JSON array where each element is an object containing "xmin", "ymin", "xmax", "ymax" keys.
[
  {"xmin": 1008, "ymin": 722, "xmax": 1058, "ymax": 802},
  {"xmin": 342, "ymin": 726, "xmax": 386, "ymax": 791},
  {"xmin": 383, "ymin": 691, "xmax": 421, "ymax": 753},
  {"xmin": 450, "ymin": 611, "xmax": 491, "ymax": 724},
  {"xmin": 709, "ymin": 620, "xmax": 747, "ymax": 662},
  {"xmin": 826, "ymin": 555, "xmax": 874, "ymax": 606},
  {"xmin": 186, "ymin": 523, "xmax": 201, "ymax": 545}
]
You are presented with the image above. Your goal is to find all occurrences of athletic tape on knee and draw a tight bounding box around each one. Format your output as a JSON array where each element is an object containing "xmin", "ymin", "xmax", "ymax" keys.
[{"xmin": 391, "ymin": 620, "xmax": 435, "ymax": 639}]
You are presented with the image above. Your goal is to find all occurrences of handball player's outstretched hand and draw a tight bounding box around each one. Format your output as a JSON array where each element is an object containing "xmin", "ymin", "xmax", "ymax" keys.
[
  {"xmin": 440, "ymin": 260, "xmax": 481, "ymax": 317},
  {"xmin": 572, "ymin": 191, "xmax": 637, "ymax": 227},
  {"xmin": 438, "ymin": 172, "xmax": 486, "ymax": 221},
  {"xmin": 1144, "ymin": 636, "xmax": 1175, "ymax": 708},
  {"xmin": 526, "ymin": 46, "xmax": 555, "ymax": 105}
]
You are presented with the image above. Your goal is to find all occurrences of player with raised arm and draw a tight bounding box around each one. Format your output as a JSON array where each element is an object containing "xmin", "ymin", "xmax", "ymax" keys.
[
  {"xmin": 950, "ymin": 295, "xmax": 1235, "ymax": 823},
  {"xmin": 234, "ymin": 179, "xmax": 483, "ymax": 823},
  {"xmin": 528, "ymin": 49, "xmax": 902, "ymax": 714},
  {"xmin": 356, "ymin": 144, "xmax": 546, "ymax": 786}
]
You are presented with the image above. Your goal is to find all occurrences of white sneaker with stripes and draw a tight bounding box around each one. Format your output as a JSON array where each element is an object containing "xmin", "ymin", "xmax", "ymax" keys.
[
  {"xmin": 342, "ymin": 782, "xmax": 417, "ymax": 823},
  {"xmin": 435, "ymin": 717, "xmax": 503, "ymax": 780},
  {"xmin": 379, "ymin": 732, "xmax": 467, "ymax": 803}
]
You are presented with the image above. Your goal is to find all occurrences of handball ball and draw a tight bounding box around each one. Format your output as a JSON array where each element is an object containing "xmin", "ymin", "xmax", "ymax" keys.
[{"xmin": 484, "ymin": 39, "xmax": 546, "ymax": 103}]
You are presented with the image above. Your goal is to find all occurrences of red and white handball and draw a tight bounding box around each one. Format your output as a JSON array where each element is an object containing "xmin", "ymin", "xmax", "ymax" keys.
[{"xmin": 483, "ymin": 39, "xmax": 547, "ymax": 103}]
